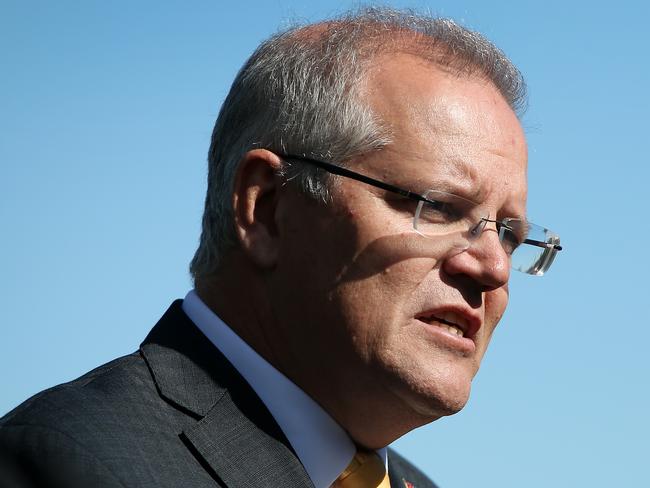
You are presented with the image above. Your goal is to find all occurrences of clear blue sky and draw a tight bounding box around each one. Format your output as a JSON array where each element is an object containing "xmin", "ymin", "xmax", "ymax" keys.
[{"xmin": 1, "ymin": 1, "xmax": 648, "ymax": 487}]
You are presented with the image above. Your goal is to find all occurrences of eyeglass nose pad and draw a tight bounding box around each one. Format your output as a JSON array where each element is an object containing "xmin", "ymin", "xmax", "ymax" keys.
[{"xmin": 469, "ymin": 217, "xmax": 489, "ymax": 240}]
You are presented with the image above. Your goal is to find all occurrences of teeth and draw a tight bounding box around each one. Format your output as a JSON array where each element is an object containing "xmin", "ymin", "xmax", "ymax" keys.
[
  {"xmin": 442, "ymin": 324, "xmax": 464, "ymax": 337},
  {"xmin": 418, "ymin": 311, "xmax": 468, "ymax": 338},
  {"xmin": 442, "ymin": 311, "xmax": 468, "ymax": 332}
]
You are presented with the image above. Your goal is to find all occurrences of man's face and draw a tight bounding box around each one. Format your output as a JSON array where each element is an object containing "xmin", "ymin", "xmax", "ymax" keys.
[{"xmin": 268, "ymin": 54, "xmax": 528, "ymax": 443}]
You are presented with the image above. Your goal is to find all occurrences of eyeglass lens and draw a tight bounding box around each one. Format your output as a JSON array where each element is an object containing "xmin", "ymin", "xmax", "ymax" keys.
[{"xmin": 414, "ymin": 190, "xmax": 561, "ymax": 276}]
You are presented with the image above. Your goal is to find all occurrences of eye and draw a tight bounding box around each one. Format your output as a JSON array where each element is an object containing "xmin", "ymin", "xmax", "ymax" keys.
[
  {"xmin": 418, "ymin": 199, "xmax": 463, "ymax": 224},
  {"xmin": 384, "ymin": 197, "xmax": 423, "ymax": 225}
]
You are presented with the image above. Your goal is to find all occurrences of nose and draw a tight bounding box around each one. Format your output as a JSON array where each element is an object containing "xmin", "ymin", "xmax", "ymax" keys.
[{"xmin": 442, "ymin": 226, "xmax": 510, "ymax": 291}]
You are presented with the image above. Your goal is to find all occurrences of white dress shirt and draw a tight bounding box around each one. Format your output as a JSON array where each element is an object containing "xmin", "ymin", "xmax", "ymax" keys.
[{"xmin": 182, "ymin": 290, "xmax": 387, "ymax": 488}]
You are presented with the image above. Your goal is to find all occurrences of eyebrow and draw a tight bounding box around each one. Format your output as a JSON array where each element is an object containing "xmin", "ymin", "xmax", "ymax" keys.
[{"xmin": 406, "ymin": 155, "xmax": 486, "ymax": 203}]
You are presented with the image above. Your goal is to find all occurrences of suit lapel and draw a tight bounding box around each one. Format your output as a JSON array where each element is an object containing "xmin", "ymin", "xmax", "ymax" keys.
[
  {"xmin": 141, "ymin": 301, "xmax": 314, "ymax": 488},
  {"xmin": 183, "ymin": 389, "xmax": 312, "ymax": 487}
]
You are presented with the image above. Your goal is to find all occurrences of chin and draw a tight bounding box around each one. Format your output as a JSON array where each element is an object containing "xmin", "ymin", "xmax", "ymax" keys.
[
  {"xmin": 433, "ymin": 389, "xmax": 471, "ymax": 417},
  {"xmin": 390, "ymin": 367, "xmax": 474, "ymax": 421},
  {"xmin": 414, "ymin": 385, "xmax": 471, "ymax": 419}
]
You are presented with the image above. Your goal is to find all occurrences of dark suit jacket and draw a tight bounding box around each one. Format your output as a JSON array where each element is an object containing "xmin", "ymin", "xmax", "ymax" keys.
[{"xmin": 0, "ymin": 301, "xmax": 438, "ymax": 488}]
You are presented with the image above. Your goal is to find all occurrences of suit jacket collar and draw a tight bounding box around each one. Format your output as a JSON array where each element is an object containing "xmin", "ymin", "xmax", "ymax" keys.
[{"xmin": 140, "ymin": 300, "xmax": 314, "ymax": 487}]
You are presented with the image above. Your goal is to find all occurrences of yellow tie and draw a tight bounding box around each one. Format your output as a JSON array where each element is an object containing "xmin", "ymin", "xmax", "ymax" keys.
[{"xmin": 334, "ymin": 449, "xmax": 391, "ymax": 488}]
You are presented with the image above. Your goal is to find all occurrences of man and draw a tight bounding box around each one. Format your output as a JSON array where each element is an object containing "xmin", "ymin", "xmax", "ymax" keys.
[{"xmin": 0, "ymin": 7, "xmax": 561, "ymax": 488}]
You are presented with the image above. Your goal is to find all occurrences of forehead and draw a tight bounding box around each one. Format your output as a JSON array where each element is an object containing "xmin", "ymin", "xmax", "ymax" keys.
[{"xmin": 359, "ymin": 53, "xmax": 528, "ymax": 214}]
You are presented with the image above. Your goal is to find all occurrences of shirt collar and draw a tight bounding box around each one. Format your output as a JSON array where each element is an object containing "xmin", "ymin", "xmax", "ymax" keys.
[{"xmin": 182, "ymin": 290, "xmax": 387, "ymax": 488}]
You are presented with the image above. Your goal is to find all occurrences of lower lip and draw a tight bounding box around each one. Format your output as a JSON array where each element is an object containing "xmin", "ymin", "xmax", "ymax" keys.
[{"xmin": 416, "ymin": 319, "xmax": 476, "ymax": 355}]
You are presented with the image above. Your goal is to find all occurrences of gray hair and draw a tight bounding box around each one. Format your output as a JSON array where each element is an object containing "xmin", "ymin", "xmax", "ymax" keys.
[{"xmin": 190, "ymin": 7, "xmax": 526, "ymax": 281}]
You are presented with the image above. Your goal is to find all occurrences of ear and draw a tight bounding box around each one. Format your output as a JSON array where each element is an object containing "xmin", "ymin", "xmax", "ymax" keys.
[{"xmin": 232, "ymin": 149, "xmax": 284, "ymax": 268}]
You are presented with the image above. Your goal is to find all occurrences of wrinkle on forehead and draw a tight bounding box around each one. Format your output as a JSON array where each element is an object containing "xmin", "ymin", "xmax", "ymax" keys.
[
  {"xmin": 377, "ymin": 145, "xmax": 483, "ymax": 200},
  {"xmin": 406, "ymin": 88, "xmax": 525, "ymax": 156},
  {"xmin": 365, "ymin": 53, "xmax": 526, "ymax": 150},
  {"xmin": 361, "ymin": 54, "xmax": 527, "ymax": 212}
]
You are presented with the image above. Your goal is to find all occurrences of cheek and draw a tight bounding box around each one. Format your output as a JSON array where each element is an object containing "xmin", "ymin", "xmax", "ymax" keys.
[
  {"xmin": 334, "ymin": 256, "xmax": 440, "ymax": 354},
  {"xmin": 335, "ymin": 225, "xmax": 446, "ymax": 284},
  {"xmin": 332, "ymin": 228, "xmax": 450, "ymax": 341},
  {"xmin": 339, "ymin": 251, "xmax": 439, "ymax": 310},
  {"xmin": 483, "ymin": 288, "xmax": 509, "ymax": 340}
]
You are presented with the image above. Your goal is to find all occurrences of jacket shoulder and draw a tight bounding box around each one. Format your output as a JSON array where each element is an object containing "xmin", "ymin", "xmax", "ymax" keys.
[
  {"xmin": 1, "ymin": 352, "xmax": 152, "ymax": 429},
  {"xmin": 0, "ymin": 353, "xmax": 153, "ymax": 487},
  {"xmin": 0, "ymin": 303, "xmax": 229, "ymax": 488}
]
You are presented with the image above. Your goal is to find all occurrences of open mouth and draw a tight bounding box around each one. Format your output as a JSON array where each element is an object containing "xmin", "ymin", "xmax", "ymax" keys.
[{"xmin": 415, "ymin": 311, "xmax": 471, "ymax": 339}]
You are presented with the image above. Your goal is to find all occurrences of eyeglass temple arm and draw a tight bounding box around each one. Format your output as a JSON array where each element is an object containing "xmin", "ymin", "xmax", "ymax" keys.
[
  {"xmin": 281, "ymin": 154, "xmax": 439, "ymax": 206},
  {"xmin": 524, "ymin": 238, "xmax": 563, "ymax": 251},
  {"xmin": 483, "ymin": 219, "xmax": 564, "ymax": 252},
  {"xmin": 284, "ymin": 155, "xmax": 563, "ymax": 251}
]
